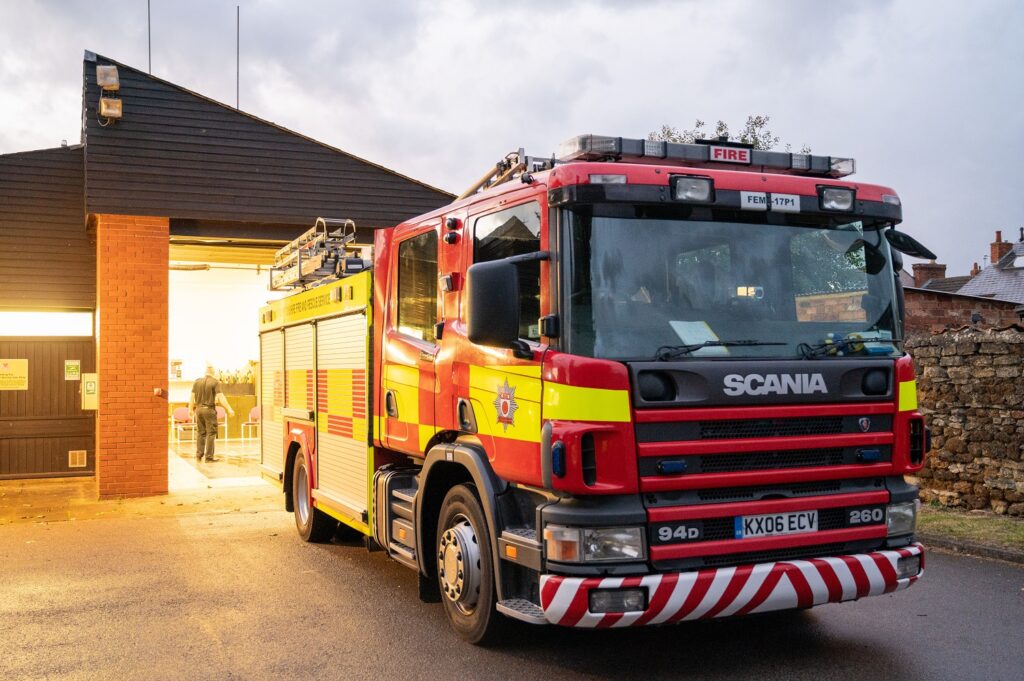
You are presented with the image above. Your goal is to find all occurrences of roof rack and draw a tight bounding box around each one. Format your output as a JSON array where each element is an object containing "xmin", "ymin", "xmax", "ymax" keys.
[
  {"xmin": 557, "ymin": 134, "xmax": 856, "ymax": 178},
  {"xmin": 457, "ymin": 148, "xmax": 555, "ymax": 200},
  {"xmin": 269, "ymin": 217, "xmax": 369, "ymax": 291}
]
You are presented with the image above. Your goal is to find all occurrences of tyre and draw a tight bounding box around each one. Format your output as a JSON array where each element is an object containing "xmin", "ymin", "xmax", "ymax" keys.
[
  {"xmin": 436, "ymin": 484, "xmax": 504, "ymax": 644},
  {"xmin": 292, "ymin": 449, "xmax": 337, "ymax": 543}
]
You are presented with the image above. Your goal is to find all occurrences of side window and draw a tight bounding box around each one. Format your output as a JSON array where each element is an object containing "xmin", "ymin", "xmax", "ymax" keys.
[
  {"xmin": 473, "ymin": 201, "xmax": 542, "ymax": 340},
  {"xmin": 397, "ymin": 229, "xmax": 438, "ymax": 341}
]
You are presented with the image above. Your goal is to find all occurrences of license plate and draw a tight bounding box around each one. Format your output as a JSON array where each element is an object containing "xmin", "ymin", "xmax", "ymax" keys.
[{"xmin": 735, "ymin": 510, "xmax": 818, "ymax": 539}]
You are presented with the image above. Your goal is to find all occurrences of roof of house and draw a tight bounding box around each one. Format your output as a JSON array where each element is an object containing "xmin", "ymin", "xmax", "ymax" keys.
[
  {"xmin": 921, "ymin": 275, "xmax": 972, "ymax": 293},
  {"xmin": 957, "ymin": 242, "xmax": 1024, "ymax": 305}
]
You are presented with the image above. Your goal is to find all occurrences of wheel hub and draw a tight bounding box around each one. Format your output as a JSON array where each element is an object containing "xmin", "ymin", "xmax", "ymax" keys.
[
  {"xmin": 296, "ymin": 464, "xmax": 310, "ymax": 525},
  {"xmin": 437, "ymin": 518, "xmax": 481, "ymax": 612}
]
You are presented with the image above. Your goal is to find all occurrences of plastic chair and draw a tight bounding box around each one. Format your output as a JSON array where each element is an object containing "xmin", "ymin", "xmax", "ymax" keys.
[
  {"xmin": 171, "ymin": 407, "xmax": 196, "ymax": 445},
  {"xmin": 241, "ymin": 406, "xmax": 261, "ymax": 442}
]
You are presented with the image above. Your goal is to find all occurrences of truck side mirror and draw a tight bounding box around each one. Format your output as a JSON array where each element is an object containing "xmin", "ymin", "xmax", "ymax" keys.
[
  {"xmin": 466, "ymin": 259, "xmax": 520, "ymax": 348},
  {"xmin": 885, "ymin": 229, "xmax": 937, "ymax": 261}
]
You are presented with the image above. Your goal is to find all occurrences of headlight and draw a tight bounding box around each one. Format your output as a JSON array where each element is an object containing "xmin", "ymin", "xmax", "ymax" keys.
[
  {"xmin": 886, "ymin": 501, "xmax": 918, "ymax": 536},
  {"xmin": 672, "ymin": 176, "xmax": 714, "ymax": 202},
  {"xmin": 819, "ymin": 186, "xmax": 855, "ymax": 211},
  {"xmin": 543, "ymin": 525, "xmax": 646, "ymax": 563},
  {"xmin": 582, "ymin": 527, "xmax": 645, "ymax": 562}
]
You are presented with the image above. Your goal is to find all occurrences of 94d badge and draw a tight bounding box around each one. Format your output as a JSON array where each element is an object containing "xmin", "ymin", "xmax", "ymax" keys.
[{"xmin": 494, "ymin": 378, "xmax": 519, "ymax": 432}]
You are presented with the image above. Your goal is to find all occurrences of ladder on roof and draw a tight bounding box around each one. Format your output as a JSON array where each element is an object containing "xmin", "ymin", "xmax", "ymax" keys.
[
  {"xmin": 457, "ymin": 148, "xmax": 555, "ymax": 200},
  {"xmin": 269, "ymin": 217, "xmax": 369, "ymax": 291}
]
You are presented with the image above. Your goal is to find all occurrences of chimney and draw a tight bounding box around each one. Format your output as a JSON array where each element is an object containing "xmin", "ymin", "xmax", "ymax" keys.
[
  {"xmin": 991, "ymin": 230, "xmax": 1013, "ymax": 265},
  {"xmin": 970, "ymin": 261, "xmax": 981, "ymax": 277},
  {"xmin": 912, "ymin": 259, "xmax": 946, "ymax": 288}
]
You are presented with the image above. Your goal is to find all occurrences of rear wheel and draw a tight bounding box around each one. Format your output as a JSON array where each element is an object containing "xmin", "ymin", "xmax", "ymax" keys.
[
  {"xmin": 292, "ymin": 450, "xmax": 337, "ymax": 543},
  {"xmin": 436, "ymin": 484, "xmax": 504, "ymax": 644}
]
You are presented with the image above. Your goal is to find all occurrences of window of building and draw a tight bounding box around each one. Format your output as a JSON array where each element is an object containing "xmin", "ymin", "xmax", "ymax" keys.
[
  {"xmin": 473, "ymin": 202, "xmax": 542, "ymax": 340},
  {"xmin": 397, "ymin": 229, "xmax": 438, "ymax": 341}
]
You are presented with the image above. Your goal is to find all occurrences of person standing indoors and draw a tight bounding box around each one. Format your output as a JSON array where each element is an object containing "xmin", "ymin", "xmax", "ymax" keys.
[{"xmin": 189, "ymin": 363, "xmax": 235, "ymax": 462}]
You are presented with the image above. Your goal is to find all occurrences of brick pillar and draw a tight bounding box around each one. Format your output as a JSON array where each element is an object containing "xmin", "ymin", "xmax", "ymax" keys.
[
  {"xmin": 912, "ymin": 260, "xmax": 946, "ymax": 288},
  {"xmin": 95, "ymin": 214, "xmax": 169, "ymax": 498}
]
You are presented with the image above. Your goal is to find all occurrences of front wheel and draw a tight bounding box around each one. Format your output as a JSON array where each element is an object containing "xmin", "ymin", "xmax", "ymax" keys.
[
  {"xmin": 436, "ymin": 484, "xmax": 504, "ymax": 644},
  {"xmin": 292, "ymin": 450, "xmax": 337, "ymax": 542}
]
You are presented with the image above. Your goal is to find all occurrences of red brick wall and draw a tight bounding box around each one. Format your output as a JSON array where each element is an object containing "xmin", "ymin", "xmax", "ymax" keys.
[
  {"xmin": 904, "ymin": 288, "xmax": 1020, "ymax": 333},
  {"xmin": 795, "ymin": 291, "xmax": 867, "ymax": 322},
  {"xmin": 95, "ymin": 214, "xmax": 169, "ymax": 498}
]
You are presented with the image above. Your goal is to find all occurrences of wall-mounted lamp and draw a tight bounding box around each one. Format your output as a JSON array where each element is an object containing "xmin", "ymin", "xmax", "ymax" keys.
[{"xmin": 96, "ymin": 65, "xmax": 122, "ymax": 124}]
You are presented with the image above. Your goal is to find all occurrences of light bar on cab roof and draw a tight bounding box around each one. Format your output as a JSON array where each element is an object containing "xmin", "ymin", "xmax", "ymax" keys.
[{"xmin": 557, "ymin": 134, "xmax": 856, "ymax": 178}]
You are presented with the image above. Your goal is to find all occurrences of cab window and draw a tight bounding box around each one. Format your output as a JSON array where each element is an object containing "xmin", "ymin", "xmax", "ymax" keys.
[
  {"xmin": 473, "ymin": 201, "xmax": 542, "ymax": 340},
  {"xmin": 397, "ymin": 229, "xmax": 438, "ymax": 341}
]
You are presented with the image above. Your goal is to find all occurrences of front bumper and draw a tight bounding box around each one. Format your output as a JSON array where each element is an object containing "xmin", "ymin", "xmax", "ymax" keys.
[{"xmin": 538, "ymin": 543, "xmax": 923, "ymax": 628}]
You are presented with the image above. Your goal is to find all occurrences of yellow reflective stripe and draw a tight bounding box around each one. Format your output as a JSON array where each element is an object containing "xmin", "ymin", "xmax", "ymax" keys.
[
  {"xmin": 314, "ymin": 499, "xmax": 371, "ymax": 536},
  {"xmin": 543, "ymin": 383, "xmax": 631, "ymax": 422},
  {"xmin": 898, "ymin": 380, "xmax": 918, "ymax": 412}
]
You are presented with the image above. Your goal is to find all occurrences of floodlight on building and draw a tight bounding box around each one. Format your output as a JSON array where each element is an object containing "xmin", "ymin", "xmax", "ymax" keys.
[
  {"xmin": 98, "ymin": 96, "xmax": 122, "ymax": 120},
  {"xmin": 95, "ymin": 65, "xmax": 122, "ymax": 124},
  {"xmin": 96, "ymin": 65, "xmax": 120, "ymax": 91}
]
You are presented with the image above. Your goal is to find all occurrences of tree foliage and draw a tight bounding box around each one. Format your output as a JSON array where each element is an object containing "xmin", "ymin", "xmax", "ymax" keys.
[{"xmin": 649, "ymin": 115, "xmax": 810, "ymax": 154}]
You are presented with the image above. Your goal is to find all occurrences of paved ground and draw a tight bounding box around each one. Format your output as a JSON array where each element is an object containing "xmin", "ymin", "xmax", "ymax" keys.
[{"xmin": 2, "ymin": 497, "xmax": 1022, "ymax": 681}]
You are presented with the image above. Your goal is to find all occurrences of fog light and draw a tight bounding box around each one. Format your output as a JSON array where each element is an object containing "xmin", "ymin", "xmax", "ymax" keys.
[
  {"xmin": 672, "ymin": 176, "xmax": 713, "ymax": 202},
  {"xmin": 820, "ymin": 187, "xmax": 855, "ymax": 211},
  {"xmin": 896, "ymin": 555, "xmax": 921, "ymax": 579},
  {"xmin": 886, "ymin": 501, "xmax": 918, "ymax": 536},
  {"xmin": 589, "ymin": 588, "xmax": 647, "ymax": 613}
]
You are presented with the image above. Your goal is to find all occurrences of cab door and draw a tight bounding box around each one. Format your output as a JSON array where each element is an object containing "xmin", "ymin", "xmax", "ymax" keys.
[{"xmin": 381, "ymin": 221, "xmax": 440, "ymax": 455}]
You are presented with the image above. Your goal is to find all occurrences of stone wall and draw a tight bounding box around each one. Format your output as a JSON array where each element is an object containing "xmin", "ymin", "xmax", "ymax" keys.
[{"xmin": 906, "ymin": 327, "xmax": 1024, "ymax": 515}]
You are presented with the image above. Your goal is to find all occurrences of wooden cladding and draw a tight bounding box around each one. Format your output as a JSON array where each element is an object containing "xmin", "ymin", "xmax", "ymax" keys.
[
  {"xmin": 0, "ymin": 146, "xmax": 91, "ymax": 310},
  {"xmin": 0, "ymin": 337, "xmax": 96, "ymax": 478},
  {"xmin": 84, "ymin": 53, "xmax": 452, "ymax": 228}
]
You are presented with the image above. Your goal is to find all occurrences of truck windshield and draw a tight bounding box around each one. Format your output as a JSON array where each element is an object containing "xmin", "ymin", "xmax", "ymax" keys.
[{"xmin": 564, "ymin": 207, "xmax": 901, "ymax": 361}]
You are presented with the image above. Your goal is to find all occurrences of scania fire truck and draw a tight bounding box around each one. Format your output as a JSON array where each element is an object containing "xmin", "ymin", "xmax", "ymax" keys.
[{"xmin": 258, "ymin": 134, "xmax": 933, "ymax": 643}]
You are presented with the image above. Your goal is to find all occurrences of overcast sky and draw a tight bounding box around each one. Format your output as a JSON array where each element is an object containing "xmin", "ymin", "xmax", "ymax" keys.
[{"xmin": 1, "ymin": 0, "xmax": 1021, "ymax": 274}]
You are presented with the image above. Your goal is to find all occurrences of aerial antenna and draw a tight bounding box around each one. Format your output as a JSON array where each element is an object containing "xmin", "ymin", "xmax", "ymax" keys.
[
  {"xmin": 236, "ymin": 5, "xmax": 240, "ymax": 109},
  {"xmin": 147, "ymin": 0, "xmax": 152, "ymax": 73}
]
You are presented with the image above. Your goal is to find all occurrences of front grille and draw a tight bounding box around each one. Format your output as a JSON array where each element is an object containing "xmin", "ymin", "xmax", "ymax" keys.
[
  {"xmin": 694, "ymin": 448, "xmax": 845, "ymax": 474},
  {"xmin": 697, "ymin": 479, "xmax": 843, "ymax": 503},
  {"xmin": 699, "ymin": 542, "xmax": 847, "ymax": 568},
  {"xmin": 696, "ymin": 507, "xmax": 849, "ymax": 542},
  {"xmin": 700, "ymin": 416, "xmax": 843, "ymax": 440}
]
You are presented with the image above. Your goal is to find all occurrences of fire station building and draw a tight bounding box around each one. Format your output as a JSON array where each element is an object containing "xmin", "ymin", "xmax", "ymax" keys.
[{"xmin": 0, "ymin": 51, "xmax": 451, "ymax": 496}]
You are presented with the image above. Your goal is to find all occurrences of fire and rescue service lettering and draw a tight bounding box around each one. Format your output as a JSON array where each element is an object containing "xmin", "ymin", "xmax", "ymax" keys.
[
  {"xmin": 723, "ymin": 372, "xmax": 827, "ymax": 396},
  {"xmin": 709, "ymin": 145, "xmax": 751, "ymax": 164}
]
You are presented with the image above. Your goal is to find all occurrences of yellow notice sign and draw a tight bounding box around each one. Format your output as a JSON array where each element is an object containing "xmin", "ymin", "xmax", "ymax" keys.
[{"xmin": 0, "ymin": 359, "xmax": 28, "ymax": 390}]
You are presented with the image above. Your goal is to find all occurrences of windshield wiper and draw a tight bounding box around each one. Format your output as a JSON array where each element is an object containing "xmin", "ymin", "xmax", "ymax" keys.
[
  {"xmin": 655, "ymin": 340, "xmax": 787, "ymax": 361},
  {"xmin": 798, "ymin": 335, "xmax": 902, "ymax": 359}
]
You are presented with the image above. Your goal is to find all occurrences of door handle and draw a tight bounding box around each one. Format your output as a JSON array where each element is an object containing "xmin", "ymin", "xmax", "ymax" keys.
[{"xmin": 385, "ymin": 390, "xmax": 398, "ymax": 418}]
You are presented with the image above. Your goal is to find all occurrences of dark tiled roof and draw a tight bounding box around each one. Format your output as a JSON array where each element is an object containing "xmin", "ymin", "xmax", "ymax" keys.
[
  {"xmin": 957, "ymin": 243, "xmax": 1024, "ymax": 304},
  {"xmin": 922, "ymin": 276, "xmax": 971, "ymax": 293}
]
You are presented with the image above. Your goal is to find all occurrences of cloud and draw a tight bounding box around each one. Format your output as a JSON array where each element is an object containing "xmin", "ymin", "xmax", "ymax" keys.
[{"xmin": 1, "ymin": 0, "xmax": 1021, "ymax": 275}]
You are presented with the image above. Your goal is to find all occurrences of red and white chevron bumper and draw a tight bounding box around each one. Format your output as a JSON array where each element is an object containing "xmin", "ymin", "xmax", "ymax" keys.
[{"xmin": 539, "ymin": 543, "xmax": 923, "ymax": 628}]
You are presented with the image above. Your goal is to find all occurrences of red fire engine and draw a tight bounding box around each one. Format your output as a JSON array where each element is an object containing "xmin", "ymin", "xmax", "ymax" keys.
[{"xmin": 258, "ymin": 134, "xmax": 932, "ymax": 643}]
